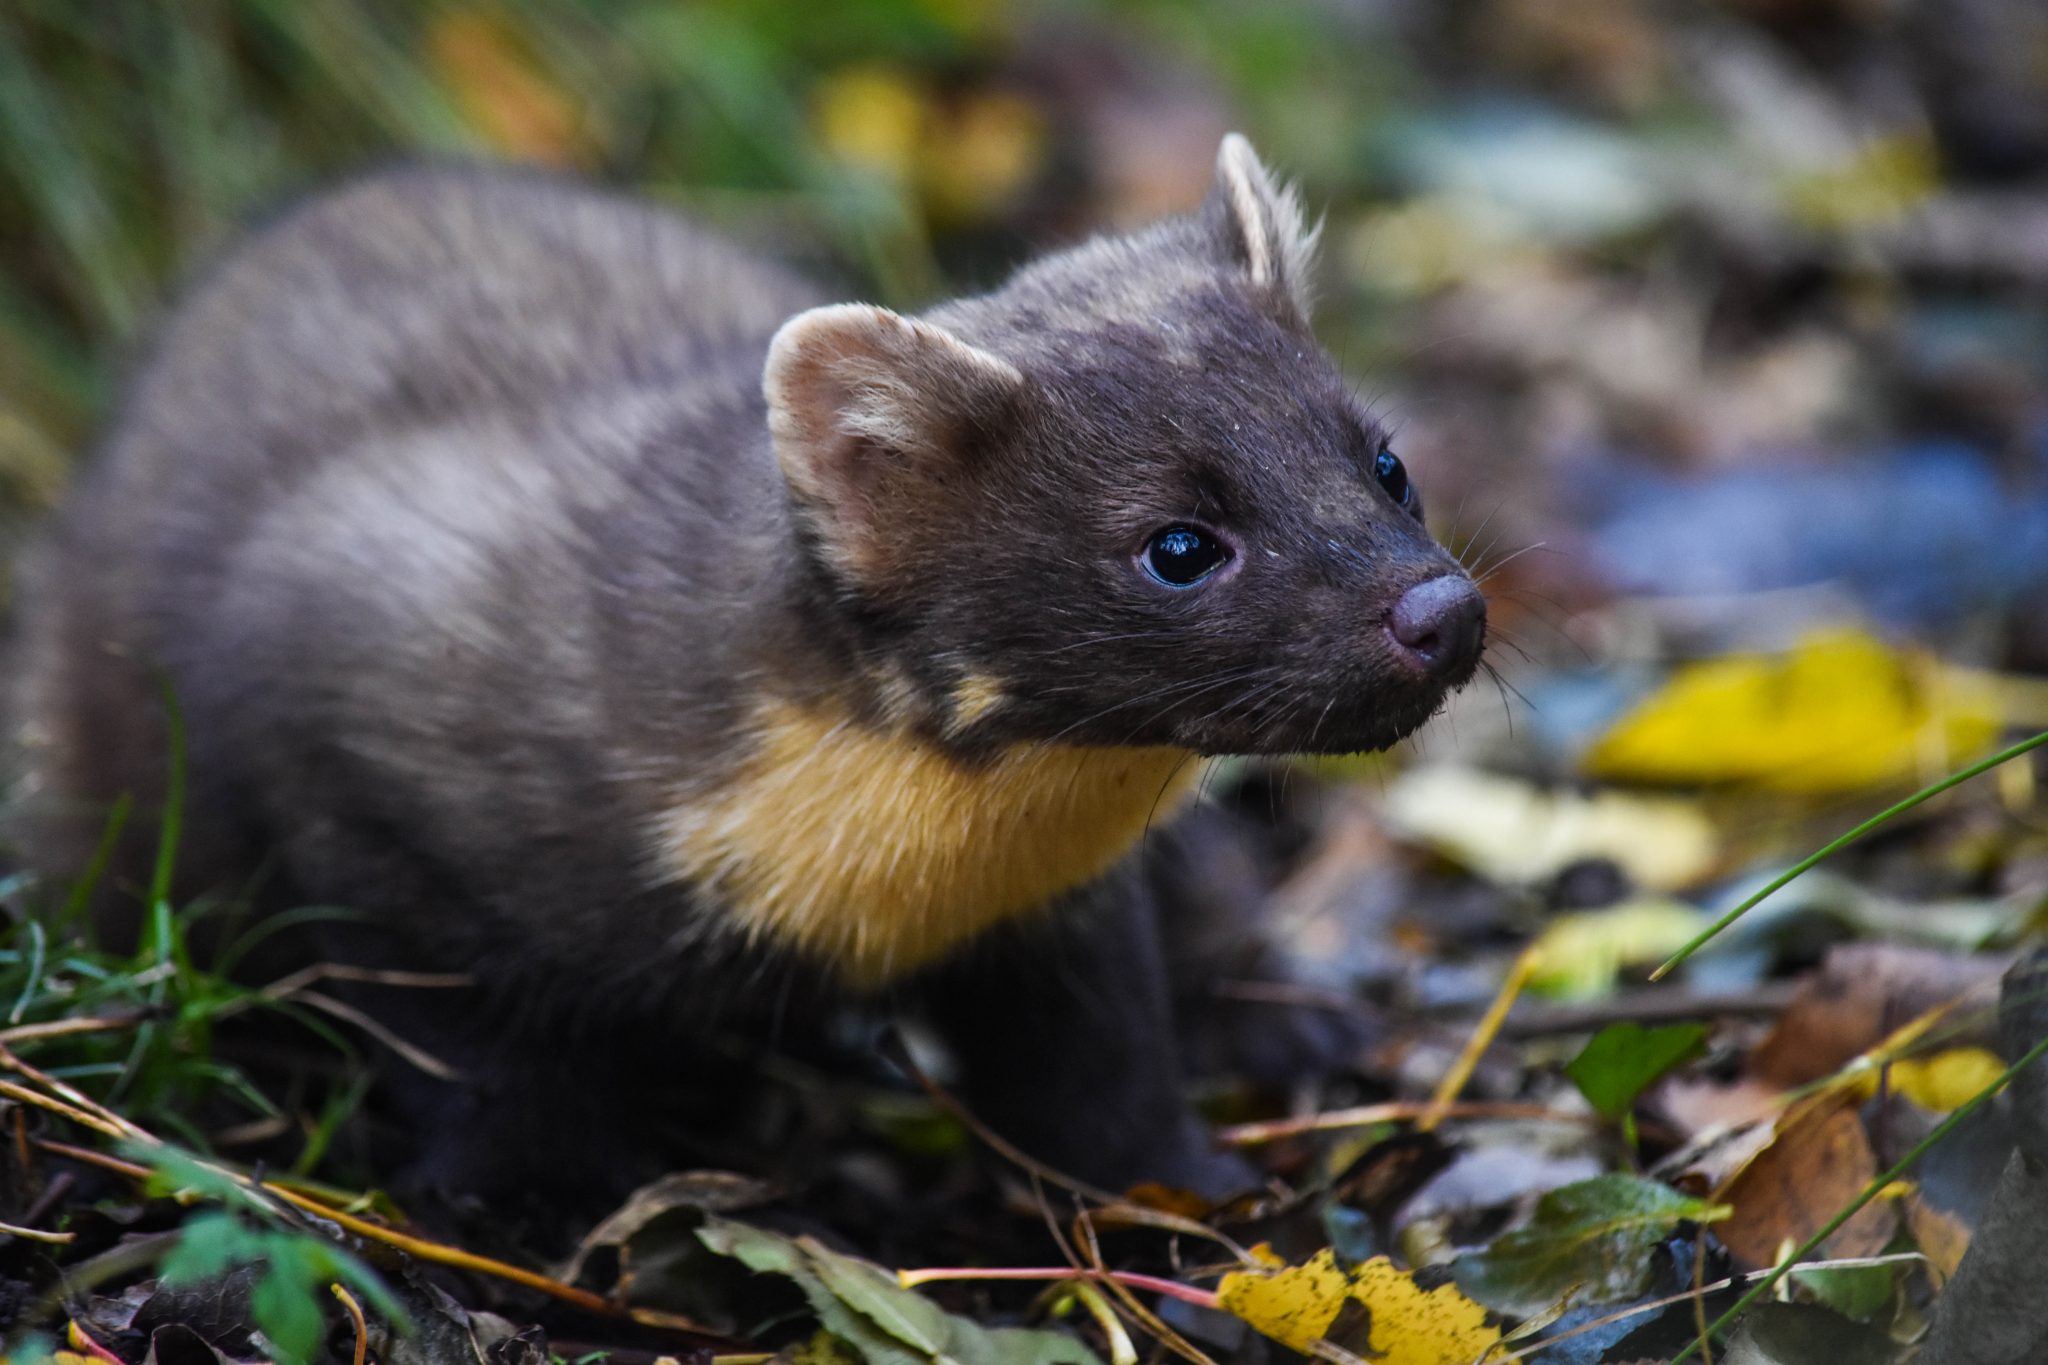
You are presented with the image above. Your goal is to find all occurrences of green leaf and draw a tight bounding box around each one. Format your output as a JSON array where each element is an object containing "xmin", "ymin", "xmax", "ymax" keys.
[
  {"xmin": 157, "ymin": 1212, "xmax": 266, "ymax": 1284},
  {"xmin": 1565, "ymin": 1022, "xmax": 1709, "ymax": 1119},
  {"xmin": 1791, "ymin": 1262, "xmax": 1896, "ymax": 1321},
  {"xmin": 696, "ymin": 1216, "xmax": 1100, "ymax": 1365},
  {"xmin": 1453, "ymin": 1174, "xmax": 1728, "ymax": 1317},
  {"xmin": 249, "ymin": 1253, "xmax": 326, "ymax": 1365},
  {"xmin": 804, "ymin": 1239, "xmax": 953, "ymax": 1356}
]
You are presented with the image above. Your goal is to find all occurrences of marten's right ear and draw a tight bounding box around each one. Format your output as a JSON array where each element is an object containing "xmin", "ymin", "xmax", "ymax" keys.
[{"xmin": 765, "ymin": 303, "xmax": 1023, "ymax": 583}]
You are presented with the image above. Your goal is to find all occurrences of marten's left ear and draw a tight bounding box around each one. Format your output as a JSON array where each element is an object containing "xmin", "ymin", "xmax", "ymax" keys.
[
  {"xmin": 765, "ymin": 303, "xmax": 1024, "ymax": 583},
  {"xmin": 1209, "ymin": 133, "xmax": 1319, "ymax": 318}
]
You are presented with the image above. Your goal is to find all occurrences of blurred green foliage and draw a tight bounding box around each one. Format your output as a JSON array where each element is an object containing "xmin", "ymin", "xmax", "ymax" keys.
[{"xmin": 0, "ymin": 0, "xmax": 1414, "ymax": 505}]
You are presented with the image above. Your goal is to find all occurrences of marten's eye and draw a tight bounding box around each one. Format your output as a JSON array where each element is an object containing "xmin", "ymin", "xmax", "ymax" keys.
[
  {"xmin": 1142, "ymin": 525, "xmax": 1229, "ymax": 587},
  {"xmin": 1374, "ymin": 448, "xmax": 1413, "ymax": 510}
]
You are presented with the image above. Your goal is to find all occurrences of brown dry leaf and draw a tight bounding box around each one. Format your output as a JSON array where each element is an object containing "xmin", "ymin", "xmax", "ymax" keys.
[
  {"xmin": 1712, "ymin": 1093, "xmax": 1897, "ymax": 1269},
  {"xmin": 1658, "ymin": 1076, "xmax": 1783, "ymax": 1140},
  {"xmin": 1218, "ymin": 1249, "xmax": 1500, "ymax": 1365},
  {"xmin": 1904, "ymin": 1192, "xmax": 1972, "ymax": 1283},
  {"xmin": 426, "ymin": 13, "xmax": 587, "ymax": 167},
  {"xmin": 1749, "ymin": 945, "xmax": 2005, "ymax": 1091}
]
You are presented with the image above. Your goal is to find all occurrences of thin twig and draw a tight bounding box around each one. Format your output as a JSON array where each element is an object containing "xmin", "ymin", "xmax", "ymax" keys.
[
  {"xmin": 0, "ymin": 1042, "xmax": 148, "ymax": 1140},
  {"xmin": 0, "ymin": 1014, "xmax": 144, "ymax": 1046},
  {"xmin": 881, "ymin": 1029, "xmax": 1118, "ymax": 1205},
  {"xmin": 1422, "ymin": 945, "xmax": 1541, "ymax": 1132},
  {"xmin": 281, "ymin": 990, "xmax": 460, "ymax": 1080},
  {"xmin": 331, "ymin": 1283, "xmax": 368, "ymax": 1365},
  {"xmin": 0, "ymin": 1218, "xmax": 73, "ymax": 1244},
  {"xmin": 1219, "ymin": 1100, "xmax": 1586, "ymax": 1147},
  {"xmin": 1074, "ymin": 1207, "xmax": 1218, "ymax": 1365},
  {"xmin": 0, "ymin": 1079, "xmax": 130, "ymax": 1142},
  {"xmin": 898, "ymin": 1266, "xmax": 1220, "ymax": 1308}
]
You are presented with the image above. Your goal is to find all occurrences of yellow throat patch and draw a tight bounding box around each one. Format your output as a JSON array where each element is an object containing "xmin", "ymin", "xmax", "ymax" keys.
[{"xmin": 652, "ymin": 699, "xmax": 1203, "ymax": 988}]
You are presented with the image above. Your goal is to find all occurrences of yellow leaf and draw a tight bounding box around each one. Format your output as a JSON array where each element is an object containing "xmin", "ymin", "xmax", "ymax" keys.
[
  {"xmin": 1887, "ymin": 1047, "xmax": 2007, "ymax": 1112},
  {"xmin": 1528, "ymin": 900, "xmax": 1710, "ymax": 999},
  {"xmin": 922, "ymin": 90, "xmax": 1046, "ymax": 224},
  {"xmin": 426, "ymin": 13, "xmax": 586, "ymax": 167},
  {"xmin": 1220, "ymin": 1249, "xmax": 1350, "ymax": 1351},
  {"xmin": 1784, "ymin": 133, "xmax": 1939, "ymax": 232},
  {"xmin": 1583, "ymin": 628, "xmax": 2003, "ymax": 794},
  {"xmin": 1384, "ymin": 764, "xmax": 1718, "ymax": 890},
  {"xmin": 1245, "ymin": 1241, "xmax": 1288, "ymax": 1268},
  {"xmin": 814, "ymin": 66, "xmax": 929, "ymax": 182},
  {"xmin": 1219, "ymin": 1250, "xmax": 1500, "ymax": 1365}
]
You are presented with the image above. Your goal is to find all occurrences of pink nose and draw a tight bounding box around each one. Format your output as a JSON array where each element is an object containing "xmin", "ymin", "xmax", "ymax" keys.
[{"xmin": 1387, "ymin": 575, "xmax": 1485, "ymax": 676}]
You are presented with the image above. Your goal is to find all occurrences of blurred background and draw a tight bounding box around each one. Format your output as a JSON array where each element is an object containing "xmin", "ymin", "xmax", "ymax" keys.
[
  {"xmin": 8, "ymin": 0, "xmax": 2048, "ymax": 994},
  {"xmin": 6, "ymin": 0, "xmax": 2048, "ymax": 668}
]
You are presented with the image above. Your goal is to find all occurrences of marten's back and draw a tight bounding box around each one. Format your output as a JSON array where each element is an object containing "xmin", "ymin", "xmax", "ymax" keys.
[{"xmin": 13, "ymin": 167, "xmax": 824, "ymax": 941}]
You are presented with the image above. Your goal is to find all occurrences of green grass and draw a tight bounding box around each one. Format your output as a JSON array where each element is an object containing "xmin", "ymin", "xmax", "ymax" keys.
[{"xmin": 0, "ymin": 0, "xmax": 1415, "ymax": 524}]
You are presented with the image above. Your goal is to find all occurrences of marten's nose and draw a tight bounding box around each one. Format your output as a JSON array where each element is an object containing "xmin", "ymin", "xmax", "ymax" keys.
[{"xmin": 1387, "ymin": 575, "xmax": 1486, "ymax": 677}]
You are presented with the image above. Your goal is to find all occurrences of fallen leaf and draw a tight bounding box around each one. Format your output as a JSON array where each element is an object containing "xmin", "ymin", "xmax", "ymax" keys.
[
  {"xmin": 1749, "ymin": 945, "xmax": 2005, "ymax": 1090},
  {"xmin": 1452, "ymin": 1174, "xmax": 1727, "ymax": 1317},
  {"xmin": 1583, "ymin": 628, "xmax": 2003, "ymax": 793},
  {"xmin": 1904, "ymin": 1193, "xmax": 1972, "ymax": 1282},
  {"xmin": 1788, "ymin": 1261, "xmax": 1895, "ymax": 1321},
  {"xmin": 1218, "ymin": 1249, "xmax": 1500, "ymax": 1365},
  {"xmin": 696, "ymin": 1217, "xmax": 1100, "ymax": 1365},
  {"xmin": 1565, "ymin": 1022, "xmax": 1710, "ymax": 1119},
  {"xmin": 1383, "ymin": 764, "xmax": 1718, "ymax": 890},
  {"xmin": 1712, "ymin": 1094, "xmax": 1897, "ymax": 1270},
  {"xmin": 1528, "ymin": 900, "xmax": 1712, "ymax": 999},
  {"xmin": 1883, "ymin": 1048, "xmax": 2007, "ymax": 1112}
]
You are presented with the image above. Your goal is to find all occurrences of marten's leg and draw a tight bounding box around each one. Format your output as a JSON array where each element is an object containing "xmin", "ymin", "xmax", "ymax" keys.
[{"xmin": 915, "ymin": 868, "xmax": 1256, "ymax": 1198}]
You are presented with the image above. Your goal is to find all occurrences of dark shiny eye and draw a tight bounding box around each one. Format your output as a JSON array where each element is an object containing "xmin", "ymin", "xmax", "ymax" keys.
[
  {"xmin": 1374, "ymin": 448, "xmax": 1413, "ymax": 508},
  {"xmin": 1142, "ymin": 525, "xmax": 1229, "ymax": 587}
]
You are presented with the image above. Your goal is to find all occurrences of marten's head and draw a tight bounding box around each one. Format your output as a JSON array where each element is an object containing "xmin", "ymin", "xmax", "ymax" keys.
[{"xmin": 763, "ymin": 135, "xmax": 1482, "ymax": 758}]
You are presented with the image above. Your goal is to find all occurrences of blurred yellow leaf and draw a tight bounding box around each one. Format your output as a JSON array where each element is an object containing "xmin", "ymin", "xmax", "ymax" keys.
[
  {"xmin": 1884, "ymin": 1047, "xmax": 2007, "ymax": 1112},
  {"xmin": 1785, "ymin": 133, "xmax": 1939, "ymax": 232},
  {"xmin": 1218, "ymin": 1249, "xmax": 1499, "ymax": 1364},
  {"xmin": 427, "ymin": 13, "xmax": 585, "ymax": 167},
  {"xmin": 1385, "ymin": 764, "xmax": 1718, "ymax": 889},
  {"xmin": 1529, "ymin": 900, "xmax": 1710, "ymax": 998},
  {"xmin": 1583, "ymin": 629, "xmax": 2003, "ymax": 794},
  {"xmin": 814, "ymin": 66, "xmax": 929, "ymax": 183},
  {"xmin": 923, "ymin": 90, "xmax": 1045, "ymax": 224},
  {"xmin": 814, "ymin": 67, "xmax": 1045, "ymax": 224}
]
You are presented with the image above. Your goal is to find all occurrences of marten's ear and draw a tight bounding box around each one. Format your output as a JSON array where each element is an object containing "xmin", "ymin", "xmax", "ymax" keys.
[
  {"xmin": 765, "ymin": 303, "xmax": 1024, "ymax": 582},
  {"xmin": 1209, "ymin": 133, "xmax": 1318, "ymax": 318}
]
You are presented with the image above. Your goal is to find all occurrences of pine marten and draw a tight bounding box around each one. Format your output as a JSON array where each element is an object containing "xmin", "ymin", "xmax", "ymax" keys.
[{"xmin": 11, "ymin": 137, "xmax": 1484, "ymax": 1202}]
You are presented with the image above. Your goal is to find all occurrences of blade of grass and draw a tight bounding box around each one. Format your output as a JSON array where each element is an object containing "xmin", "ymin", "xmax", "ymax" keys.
[
  {"xmin": 61, "ymin": 793, "xmax": 132, "ymax": 930},
  {"xmin": 1651, "ymin": 729, "xmax": 2048, "ymax": 982},
  {"xmin": 0, "ymin": 15, "xmax": 151, "ymax": 333}
]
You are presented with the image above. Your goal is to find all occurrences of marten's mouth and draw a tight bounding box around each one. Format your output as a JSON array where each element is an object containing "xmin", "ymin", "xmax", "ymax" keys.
[{"xmin": 1181, "ymin": 661, "xmax": 1479, "ymax": 759}]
